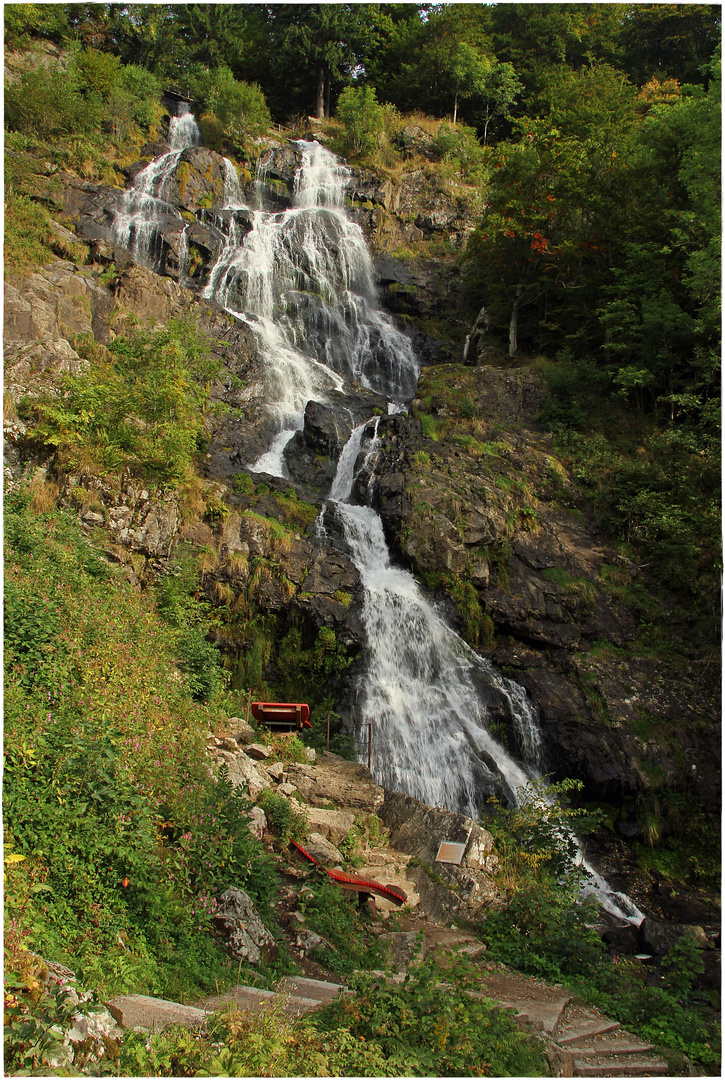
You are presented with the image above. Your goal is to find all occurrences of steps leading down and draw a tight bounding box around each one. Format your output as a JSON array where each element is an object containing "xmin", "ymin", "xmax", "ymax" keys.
[{"xmin": 109, "ymin": 971, "xmax": 671, "ymax": 1076}]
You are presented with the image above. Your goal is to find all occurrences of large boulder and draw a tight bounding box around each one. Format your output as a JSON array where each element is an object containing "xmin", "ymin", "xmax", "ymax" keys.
[
  {"xmin": 300, "ymin": 831, "xmax": 344, "ymax": 866},
  {"xmin": 303, "ymin": 807, "xmax": 357, "ymax": 846},
  {"xmin": 285, "ymin": 753, "xmax": 384, "ymax": 812},
  {"xmin": 213, "ymin": 887, "xmax": 277, "ymax": 964},
  {"xmin": 170, "ymin": 148, "xmax": 226, "ymax": 212},
  {"xmin": 379, "ymin": 790, "xmax": 499, "ymax": 920},
  {"xmin": 401, "ymin": 505, "xmax": 466, "ymax": 576},
  {"xmin": 640, "ymin": 919, "xmax": 710, "ymax": 956}
]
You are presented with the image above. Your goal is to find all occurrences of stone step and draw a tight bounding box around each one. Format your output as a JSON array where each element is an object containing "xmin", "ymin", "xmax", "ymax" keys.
[
  {"xmin": 572, "ymin": 1037, "xmax": 656, "ymax": 1059},
  {"xmin": 198, "ymin": 984, "xmax": 320, "ymax": 1017},
  {"xmin": 107, "ymin": 994, "xmax": 210, "ymax": 1032},
  {"xmin": 278, "ymin": 976, "xmax": 344, "ymax": 1002},
  {"xmin": 515, "ymin": 1011, "xmax": 545, "ymax": 1032},
  {"xmin": 492, "ymin": 995, "xmax": 572, "ymax": 1035},
  {"xmin": 556, "ymin": 1019, "xmax": 622, "ymax": 1046},
  {"xmin": 573, "ymin": 1054, "xmax": 669, "ymax": 1077}
]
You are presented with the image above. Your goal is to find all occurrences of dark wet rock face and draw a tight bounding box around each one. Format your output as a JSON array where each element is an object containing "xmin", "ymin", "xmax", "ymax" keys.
[{"xmin": 364, "ymin": 363, "xmax": 720, "ymax": 816}]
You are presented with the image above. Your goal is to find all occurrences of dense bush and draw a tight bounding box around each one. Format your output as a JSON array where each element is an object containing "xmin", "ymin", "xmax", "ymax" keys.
[
  {"xmin": 5, "ymin": 48, "xmax": 161, "ymax": 146},
  {"xmin": 186, "ymin": 64, "xmax": 270, "ymax": 146},
  {"xmin": 336, "ymin": 84, "xmax": 387, "ymax": 157},
  {"xmin": 114, "ymin": 953, "xmax": 547, "ymax": 1076}
]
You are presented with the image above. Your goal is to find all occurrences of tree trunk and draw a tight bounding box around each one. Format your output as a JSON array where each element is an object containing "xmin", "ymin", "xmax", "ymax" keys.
[
  {"xmin": 315, "ymin": 65, "xmax": 324, "ymax": 119},
  {"xmin": 325, "ymin": 76, "xmax": 331, "ymax": 119},
  {"xmin": 453, "ymin": 92, "xmax": 458, "ymax": 126},
  {"xmin": 509, "ymin": 286, "xmax": 522, "ymax": 359}
]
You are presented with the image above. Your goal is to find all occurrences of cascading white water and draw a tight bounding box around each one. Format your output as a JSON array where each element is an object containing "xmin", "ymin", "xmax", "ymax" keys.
[
  {"xmin": 112, "ymin": 133, "xmax": 418, "ymax": 475},
  {"xmin": 199, "ymin": 140, "xmax": 419, "ymax": 474},
  {"xmin": 112, "ymin": 106, "xmax": 201, "ymax": 269},
  {"xmin": 168, "ymin": 105, "xmax": 201, "ymax": 152},
  {"xmin": 111, "ymin": 129, "xmax": 642, "ymax": 922},
  {"xmin": 324, "ymin": 429, "xmax": 643, "ymax": 924},
  {"xmin": 323, "ymin": 498, "xmax": 542, "ymax": 814}
]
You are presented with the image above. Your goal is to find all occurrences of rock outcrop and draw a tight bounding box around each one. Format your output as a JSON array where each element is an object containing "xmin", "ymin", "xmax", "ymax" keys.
[
  {"xmin": 380, "ymin": 790, "xmax": 499, "ymax": 920},
  {"xmin": 213, "ymin": 887, "xmax": 278, "ymax": 964}
]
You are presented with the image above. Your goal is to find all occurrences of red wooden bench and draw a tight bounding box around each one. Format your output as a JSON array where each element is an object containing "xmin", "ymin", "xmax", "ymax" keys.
[{"xmin": 251, "ymin": 701, "xmax": 311, "ymax": 732}]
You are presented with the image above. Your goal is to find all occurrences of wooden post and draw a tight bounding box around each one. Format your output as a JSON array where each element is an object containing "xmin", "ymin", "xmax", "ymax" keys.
[
  {"xmin": 326, "ymin": 715, "xmax": 331, "ymax": 751},
  {"xmin": 367, "ymin": 723, "xmax": 372, "ymax": 770},
  {"xmin": 245, "ymin": 688, "xmax": 251, "ymax": 725}
]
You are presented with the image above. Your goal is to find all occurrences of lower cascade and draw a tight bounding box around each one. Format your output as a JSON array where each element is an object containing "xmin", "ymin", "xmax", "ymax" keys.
[
  {"xmin": 321, "ymin": 427, "xmax": 643, "ymax": 926},
  {"xmin": 112, "ymin": 119, "xmax": 643, "ymax": 925}
]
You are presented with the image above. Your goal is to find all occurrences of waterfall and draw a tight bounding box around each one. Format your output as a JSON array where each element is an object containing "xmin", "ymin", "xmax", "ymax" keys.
[
  {"xmin": 110, "ymin": 130, "xmax": 642, "ymax": 923},
  {"xmin": 111, "ymin": 108, "xmax": 201, "ymax": 268},
  {"xmin": 324, "ymin": 432, "xmax": 643, "ymax": 925},
  {"xmin": 112, "ymin": 134, "xmax": 418, "ymax": 475},
  {"xmin": 323, "ymin": 494, "xmax": 542, "ymax": 815},
  {"xmin": 168, "ymin": 104, "xmax": 201, "ymax": 151},
  {"xmin": 201, "ymin": 140, "xmax": 420, "ymax": 471}
]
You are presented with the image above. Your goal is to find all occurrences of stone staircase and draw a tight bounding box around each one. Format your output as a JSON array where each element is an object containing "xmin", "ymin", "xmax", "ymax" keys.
[
  {"xmin": 476, "ymin": 973, "xmax": 669, "ymax": 1077},
  {"xmin": 108, "ymin": 970, "xmax": 672, "ymax": 1077}
]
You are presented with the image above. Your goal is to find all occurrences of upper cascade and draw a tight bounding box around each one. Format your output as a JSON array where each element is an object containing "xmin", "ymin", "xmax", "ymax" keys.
[
  {"xmin": 202, "ymin": 140, "xmax": 420, "ymax": 415},
  {"xmin": 111, "ymin": 110, "xmax": 202, "ymax": 269},
  {"xmin": 168, "ymin": 104, "xmax": 201, "ymax": 152},
  {"xmin": 293, "ymin": 139, "xmax": 350, "ymax": 208},
  {"xmin": 110, "ymin": 131, "xmax": 419, "ymax": 474}
]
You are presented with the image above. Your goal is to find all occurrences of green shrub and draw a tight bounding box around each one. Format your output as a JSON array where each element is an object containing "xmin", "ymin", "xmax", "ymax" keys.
[
  {"xmin": 21, "ymin": 317, "xmax": 222, "ymax": 485},
  {"xmin": 175, "ymin": 627, "xmax": 226, "ymax": 702},
  {"xmin": 336, "ymin": 85, "xmax": 386, "ymax": 157},
  {"xmin": 114, "ymin": 953, "xmax": 547, "ymax": 1075},
  {"xmin": 297, "ymin": 877, "xmax": 382, "ymax": 976},
  {"xmin": 257, "ymin": 789, "xmax": 307, "ymax": 844},
  {"xmin": 313, "ymin": 955, "xmax": 548, "ymax": 1075},
  {"xmin": 233, "ymin": 471, "xmax": 255, "ymax": 494},
  {"xmin": 433, "ymin": 121, "xmax": 489, "ymax": 184},
  {"xmin": 189, "ymin": 65, "xmax": 270, "ymax": 145}
]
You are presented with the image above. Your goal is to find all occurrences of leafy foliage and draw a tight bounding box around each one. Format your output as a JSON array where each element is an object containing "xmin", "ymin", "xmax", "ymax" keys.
[
  {"xmin": 187, "ymin": 65, "xmax": 270, "ymax": 146},
  {"xmin": 480, "ymin": 779, "xmax": 720, "ymax": 1072},
  {"xmin": 336, "ymin": 84, "xmax": 387, "ymax": 157},
  {"xmin": 20, "ymin": 318, "xmax": 223, "ymax": 485},
  {"xmin": 312, "ymin": 955, "xmax": 547, "ymax": 1076},
  {"xmin": 5, "ymin": 47, "xmax": 162, "ymax": 147},
  {"xmin": 4, "ymin": 491, "xmax": 276, "ymax": 1002}
]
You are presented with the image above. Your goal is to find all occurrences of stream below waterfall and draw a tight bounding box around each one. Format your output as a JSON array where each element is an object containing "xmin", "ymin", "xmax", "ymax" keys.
[{"xmin": 112, "ymin": 110, "xmax": 643, "ymax": 924}]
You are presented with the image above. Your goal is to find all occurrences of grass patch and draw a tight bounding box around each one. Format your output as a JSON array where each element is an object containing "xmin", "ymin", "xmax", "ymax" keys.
[{"xmin": 4, "ymin": 193, "xmax": 54, "ymax": 276}]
